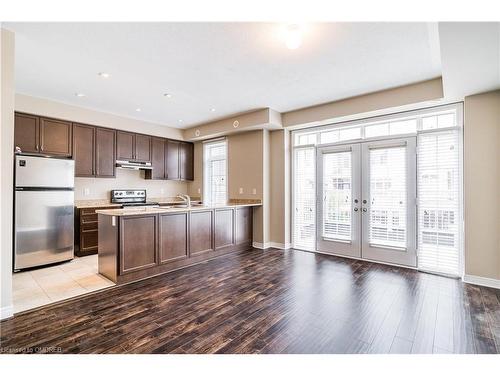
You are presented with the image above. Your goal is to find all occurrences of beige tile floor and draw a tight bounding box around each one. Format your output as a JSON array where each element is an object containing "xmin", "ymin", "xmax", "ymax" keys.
[{"xmin": 12, "ymin": 255, "xmax": 115, "ymax": 313}]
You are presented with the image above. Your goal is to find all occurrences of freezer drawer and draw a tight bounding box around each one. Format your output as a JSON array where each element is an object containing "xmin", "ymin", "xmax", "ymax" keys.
[
  {"xmin": 15, "ymin": 190, "xmax": 74, "ymax": 270},
  {"xmin": 15, "ymin": 155, "xmax": 74, "ymax": 188}
]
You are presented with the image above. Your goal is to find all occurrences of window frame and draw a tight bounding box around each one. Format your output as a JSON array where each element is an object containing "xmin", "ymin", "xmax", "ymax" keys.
[{"xmin": 291, "ymin": 102, "xmax": 464, "ymax": 277}]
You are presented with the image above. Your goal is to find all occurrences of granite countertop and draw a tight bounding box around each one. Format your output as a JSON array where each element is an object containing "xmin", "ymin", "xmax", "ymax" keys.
[
  {"xmin": 74, "ymin": 197, "xmax": 202, "ymax": 208},
  {"xmin": 96, "ymin": 202, "xmax": 262, "ymax": 216}
]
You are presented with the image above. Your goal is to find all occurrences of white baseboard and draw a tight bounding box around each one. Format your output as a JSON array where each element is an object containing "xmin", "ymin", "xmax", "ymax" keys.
[
  {"xmin": 463, "ymin": 275, "xmax": 500, "ymax": 289},
  {"xmin": 252, "ymin": 242, "xmax": 292, "ymax": 250},
  {"xmin": 0, "ymin": 305, "xmax": 13, "ymax": 320},
  {"xmin": 269, "ymin": 242, "xmax": 292, "ymax": 250}
]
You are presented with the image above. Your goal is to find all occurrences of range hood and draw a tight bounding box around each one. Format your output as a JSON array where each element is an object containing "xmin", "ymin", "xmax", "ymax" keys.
[{"xmin": 116, "ymin": 160, "xmax": 153, "ymax": 170}]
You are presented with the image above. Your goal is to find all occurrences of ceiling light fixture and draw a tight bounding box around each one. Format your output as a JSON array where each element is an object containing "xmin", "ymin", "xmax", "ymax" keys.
[
  {"xmin": 178, "ymin": 119, "xmax": 183, "ymax": 123},
  {"xmin": 210, "ymin": 108, "xmax": 216, "ymax": 112},
  {"xmin": 164, "ymin": 93, "xmax": 172, "ymax": 98},
  {"xmin": 135, "ymin": 108, "xmax": 142, "ymax": 112},
  {"xmin": 75, "ymin": 93, "xmax": 86, "ymax": 97},
  {"xmin": 98, "ymin": 72, "xmax": 110, "ymax": 78},
  {"xmin": 284, "ymin": 24, "xmax": 303, "ymax": 50}
]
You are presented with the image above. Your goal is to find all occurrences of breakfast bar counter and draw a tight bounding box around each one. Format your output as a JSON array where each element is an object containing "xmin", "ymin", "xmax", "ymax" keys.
[{"xmin": 96, "ymin": 203, "xmax": 259, "ymax": 284}]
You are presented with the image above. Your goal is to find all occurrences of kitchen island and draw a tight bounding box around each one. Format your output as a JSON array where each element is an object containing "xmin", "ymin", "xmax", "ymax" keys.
[{"xmin": 96, "ymin": 203, "xmax": 259, "ymax": 284}]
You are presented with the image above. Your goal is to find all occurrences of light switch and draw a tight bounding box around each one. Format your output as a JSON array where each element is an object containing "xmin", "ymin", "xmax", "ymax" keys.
[
  {"xmin": 84, "ymin": 188, "xmax": 90, "ymax": 196},
  {"xmin": 252, "ymin": 188, "xmax": 257, "ymax": 195},
  {"xmin": 239, "ymin": 187, "xmax": 244, "ymax": 194},
  {"xmin": 160, "ymin": 188, "xmax": 165, "ymax": 196},
  {"xmin": 198, "ymin": 188, "xmax": 201, "ymax": 194}
]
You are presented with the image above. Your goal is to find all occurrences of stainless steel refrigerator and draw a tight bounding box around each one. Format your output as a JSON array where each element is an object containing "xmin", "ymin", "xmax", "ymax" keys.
[{"xmin": 14, "ymin": 155, "xmax": 75, "ymax": 271}]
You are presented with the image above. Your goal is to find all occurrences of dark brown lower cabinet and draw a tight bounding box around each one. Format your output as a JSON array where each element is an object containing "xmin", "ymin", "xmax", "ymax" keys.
[
  {"xmin": 97, "ymin": 206, "xmax": 255, "ymax": 284},
  {"xmin": 215, "ymin": 208, "xmax": 235, "ymax": 250},
  {"xmin": 119, "ymin": 215, "xmax": 157, "ymax": 274},
  {"xmin": 189, "ymin": 210, "xmax": 214, "ymax": 256},
  {"xmin": 75, "ymin": 206, "xmax": 118, "ymax": 257},
  {"xmin": 159, "ymin": 212, "xmax": 188, "ymax": 264}
]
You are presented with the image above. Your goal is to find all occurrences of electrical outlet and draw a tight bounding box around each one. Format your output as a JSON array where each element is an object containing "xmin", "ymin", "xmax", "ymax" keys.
[
  {"xmin": 239, "ymin": 187, "xmax": 244, "ymax": 194},
  {"xmin": 84, "ymin": 188, "xmax": 90, "ymax": 196},
  {"xmin": 252, "ymin": 188, "xmax": 257, "ymax": 195},
  {"xmin": 160, "ymin": 188, "xmax": 165, "ymax": 196},
  {"xmin": 198, "ymin": 188, "xmax": 201, "ymax": 194}
]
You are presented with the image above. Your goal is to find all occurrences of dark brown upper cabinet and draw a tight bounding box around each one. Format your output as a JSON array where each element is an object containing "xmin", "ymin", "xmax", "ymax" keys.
[
  {"xmin": 180, "ymin": 142, "xmax": 194, "ymax": 181},
  {"xmin": 135, "ymin": 134, "xmax": 152, "ymax": 162},
  {"xmin": 14, "ymin": 113, "xmax": 39, "ymax": 153},
  {"xmin": 95, "ymin": 127, "xmax": 116, "ymax": 177},
  {"xmin": 73, "ymin": 124, "xmax": 116, "ymax": 178},
  {"xmin": 14, "ymin": 113, "xmax": 72, "ymax": 157},
  {"xmin": 166, "ymin": 140, "xmax": 180, "ymax": 180},
  {"xmin": 116, "ymin": 131, "xmax": 151, "ymax": 162},
  {"xmin": 116, "ymin": 131, "xmax": 135, "ymax": 161},
  {"xmin": 145, "ymin": 137, "xmax": 166, "ymax": 180},
  {"xmin": 39, "ymin": 117, "xmax": 72, "ymax": 156},
  {"xmin": 73, "ymin": 123, "xmax": 95, "ymax": 177}
]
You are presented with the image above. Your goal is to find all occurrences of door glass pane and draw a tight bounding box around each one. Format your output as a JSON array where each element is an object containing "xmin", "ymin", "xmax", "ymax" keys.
[
  {"xmin": 322, "ymin": 151, "xmax": 352, "ymax": 241},
  {"xmin": 369, "ymin": 146, "xmax": 407, "ymax": 248},
  {"xmin": 293, "ymin": 148, "xmax": 316, "ymax": 249}
]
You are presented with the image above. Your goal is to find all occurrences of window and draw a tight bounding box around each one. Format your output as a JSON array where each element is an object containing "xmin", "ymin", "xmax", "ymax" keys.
[
  {"xmin": 293, "ymin": 148, "xmax": 316, "ymax": 249},
  {"xmin": 417, "ymin": 130, "xmax": 461, "ymax": 276},
  {"xmin": 203, "ymin": 140, "xmax": 227, "ymax": 205}
]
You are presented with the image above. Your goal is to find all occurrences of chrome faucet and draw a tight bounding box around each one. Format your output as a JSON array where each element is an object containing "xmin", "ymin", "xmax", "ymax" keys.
[{"xmin": 177, "ymin": 194, "xmax": 191, "ymax": 208}]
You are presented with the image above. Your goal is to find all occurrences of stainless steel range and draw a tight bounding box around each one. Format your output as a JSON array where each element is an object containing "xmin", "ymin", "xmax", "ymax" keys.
[{"xmin": 111, "ymin": 189, "xmax": 159, "ymax": 208}]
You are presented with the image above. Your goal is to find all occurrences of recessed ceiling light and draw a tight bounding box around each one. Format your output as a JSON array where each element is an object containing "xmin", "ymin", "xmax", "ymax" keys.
[
  {"xmin": 163, "ymin": 93, "xmax": 172, "ymax": 98},
  {"xmin": 135, "ymin": 108, "xmax": 142, "ymax": 112},
  {"xmin": 178, "ymin": 119, "xmax": 183, "ymax": 123},
  {"xmin": 284, "ymin": 24, "xmax": 303, "ymax": 50},
  {"xmin": 98, "ymin": 72, "xmax": 110, "ymax": 78},
  {"xmin": 210, "ymin": 108, "xmax": 216, "ymax": 112},
  {"xmin": 75, "ymin": 93, "xmax": 86, "ymax": 97}
]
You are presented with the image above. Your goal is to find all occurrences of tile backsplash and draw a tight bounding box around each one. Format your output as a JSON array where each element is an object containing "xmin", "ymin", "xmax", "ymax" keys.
[{"xmin": 74, "ymin": 168, "xmax": 188, "ymax": 200}]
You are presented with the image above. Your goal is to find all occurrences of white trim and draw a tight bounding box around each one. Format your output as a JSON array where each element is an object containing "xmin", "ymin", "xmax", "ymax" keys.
[
  {"xmin": 269, "ymin": 242, "xmax": 292, "ymax": 250},
  {"xmin": 252, "ymin": 241, "xmax": 271, "ymax": 249},
  {"xmin": 463, "ymin": 275, "xmax": 500, "ymax": 289},
  {"xmin": 0, "ymin": 305, "xmax": 14, "ymax": 320}
]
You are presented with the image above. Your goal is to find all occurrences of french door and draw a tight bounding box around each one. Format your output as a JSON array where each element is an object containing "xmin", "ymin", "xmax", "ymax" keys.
[{"xmin": 317, "ymin": 137, "xmax": 417, "ymax": 267}]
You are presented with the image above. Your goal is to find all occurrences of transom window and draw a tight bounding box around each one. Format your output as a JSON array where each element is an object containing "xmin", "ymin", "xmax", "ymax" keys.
[{"xmin": 293, "ymin": 105, "xmax": 459, "ymax": 147}]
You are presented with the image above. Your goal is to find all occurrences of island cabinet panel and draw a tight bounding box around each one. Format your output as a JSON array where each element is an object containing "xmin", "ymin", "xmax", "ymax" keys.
[
  {"xmin": 189, "ymin": 210, "xmax": 214, "ymax": 256},
  {"xmin": 235, "ymin": 207, "xmax": 253, "ymax": 244},
  {"xmin": 95, "ymin": 127, "xmax": 116, "ymax": 177},
  {"xmin": 166, "ymin": 140, "xmax": 180, "ymax": 180},
  {"xmin": 159, "ymin": 212, "xmax": 188, "ymax": 263},
  {"xmin": 145, "ymin": 137, "xmax": 166, "ymax": 180},
  {"xmin": 14, "ymin": 113, "xmax": 39, "ymax": 153},
  {"xmin": 116, "ymin": 131, "xmax": 135, "ymax": 160},
  {"xmin": 119, "ymin": 215, "xmax": 157, "ymax": 274},
  {"xmin": 39, "ymin": 117, "xmax": 72, "ymax": 156},
  {"xmin": 73, "ymin": 123, "xmax": 95, "ymax": 177},
  {"xmin": 215, "ymin": 208, "xmax": 235, "ymax": 250}
]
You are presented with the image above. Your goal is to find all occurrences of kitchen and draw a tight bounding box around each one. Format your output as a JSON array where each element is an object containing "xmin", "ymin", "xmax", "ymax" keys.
[{"xmin": 12, "ymin": 104, "xmax": 261, "ymax": 312}]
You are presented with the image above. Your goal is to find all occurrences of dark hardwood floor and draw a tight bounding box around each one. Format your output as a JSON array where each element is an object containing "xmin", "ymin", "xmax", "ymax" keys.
[{"xmin": 1, "ymin": 248, "xmax": 499, "ymax": 354}]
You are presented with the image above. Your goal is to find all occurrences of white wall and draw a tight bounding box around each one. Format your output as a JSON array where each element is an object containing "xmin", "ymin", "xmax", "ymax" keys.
[{"xmin": 1, "ymin": 28, "xmax": 15, "ymax": 319}]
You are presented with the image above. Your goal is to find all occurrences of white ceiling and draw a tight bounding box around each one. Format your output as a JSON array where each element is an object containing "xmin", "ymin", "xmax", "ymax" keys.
[{"xmin": 6, "ymin": 22, "xmax": 444, "ymax": 129}]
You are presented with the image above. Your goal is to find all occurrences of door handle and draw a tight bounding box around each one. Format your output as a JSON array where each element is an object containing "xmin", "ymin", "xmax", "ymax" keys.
[
  {"xmin": 362, "ymin": 208, "xmax": 367, "ymax": 212},
  {"xmin": 354, "ymin": 207, "xmax": 359, "ymax": 212}
]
